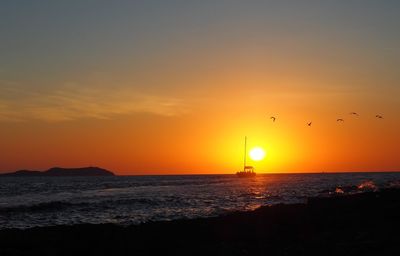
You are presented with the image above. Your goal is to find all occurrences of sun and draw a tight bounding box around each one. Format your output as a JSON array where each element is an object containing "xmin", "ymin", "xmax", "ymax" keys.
[{"xmin": 249, "ymin": 147, "xmax": 266, "ymax": 161}]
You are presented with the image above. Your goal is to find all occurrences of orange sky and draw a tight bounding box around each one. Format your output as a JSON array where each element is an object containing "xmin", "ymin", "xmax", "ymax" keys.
[
  {"xmin": 1, "ymin": 77, "xmax": 398, "ymax": 174},
  {"xmin": 0, "ymin": 2, "xmax": 399, "ymax": 174}
]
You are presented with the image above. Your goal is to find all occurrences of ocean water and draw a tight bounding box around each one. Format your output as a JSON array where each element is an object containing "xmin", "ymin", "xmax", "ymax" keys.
[{"xmin": 1, "ymin": 172, "xmax": 400, "ymax": 229}]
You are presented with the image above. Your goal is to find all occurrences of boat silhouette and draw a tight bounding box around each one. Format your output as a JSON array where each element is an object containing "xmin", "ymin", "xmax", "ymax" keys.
[{"xmin": 236, "ymin": 136, "xmax": 256, "ymax": 177}]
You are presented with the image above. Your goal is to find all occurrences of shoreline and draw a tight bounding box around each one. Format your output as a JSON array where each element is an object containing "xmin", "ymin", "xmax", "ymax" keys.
[{"xmin": 1, "ymin": 189, "xmax": 400, "ymax": 255}]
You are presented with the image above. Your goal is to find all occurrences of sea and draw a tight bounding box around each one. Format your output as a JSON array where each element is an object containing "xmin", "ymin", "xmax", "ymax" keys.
[{"xmin": 1, "ymin": 172, "xmax": 400, "ymax": 229}]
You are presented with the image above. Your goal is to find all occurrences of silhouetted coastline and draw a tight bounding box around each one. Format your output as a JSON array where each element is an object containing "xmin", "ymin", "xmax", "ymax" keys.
[{"xmin": 1, "ymin": 189, "xmax": 400, "ymax": 256}]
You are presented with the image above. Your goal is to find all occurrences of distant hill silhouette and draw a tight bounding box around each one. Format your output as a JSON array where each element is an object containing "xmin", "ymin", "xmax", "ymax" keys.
[{"xmin": 0, "ymin": 167, "xmax": 115, "ymax": 177}]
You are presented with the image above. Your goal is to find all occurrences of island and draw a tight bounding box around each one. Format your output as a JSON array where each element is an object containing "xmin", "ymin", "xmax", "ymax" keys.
[{"xmin": 0, "ymin": 167, "xmax": 115, "ymax": 177}]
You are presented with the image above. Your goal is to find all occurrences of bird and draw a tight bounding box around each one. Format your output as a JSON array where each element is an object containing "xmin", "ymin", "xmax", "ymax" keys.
[
  {"xmin": 350, "ymin": 112, "xmax": 359, "ymax": 116},
  {"xmin": 270, "ymin": 116, "xmax": 276, "ymax": 122},
  {"xmin": 337, "ymin": 119, "xmax": 344, "ymax": 122},
  {"xmin": 307, "ymin": 122, "xmax": 312, "ymax": 126},
  {"xmin": 376, "ymin": 115, "xmax": 383, "ymax": 119}
]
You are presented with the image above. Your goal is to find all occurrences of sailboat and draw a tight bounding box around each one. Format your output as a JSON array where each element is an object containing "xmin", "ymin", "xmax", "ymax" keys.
[{"xmin": 236, "ymin": 136, "xmax": 256, "ymax": 177}]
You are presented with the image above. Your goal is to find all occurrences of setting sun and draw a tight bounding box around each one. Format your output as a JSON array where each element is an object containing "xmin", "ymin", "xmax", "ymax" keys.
[{"xmin": 249, "ymin": 147, "xmax": 266, "ymax": 161}]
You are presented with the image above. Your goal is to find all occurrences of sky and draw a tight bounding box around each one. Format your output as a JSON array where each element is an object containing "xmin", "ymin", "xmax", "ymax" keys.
[{"xmin": 0, "ymin": 1, "xmax": 399, "ymax": 174}]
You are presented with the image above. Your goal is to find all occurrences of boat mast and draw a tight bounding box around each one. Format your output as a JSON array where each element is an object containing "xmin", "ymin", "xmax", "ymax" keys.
[{"xmin": 243, "ymin": 136, "xmax": 247, "ymax": 171}]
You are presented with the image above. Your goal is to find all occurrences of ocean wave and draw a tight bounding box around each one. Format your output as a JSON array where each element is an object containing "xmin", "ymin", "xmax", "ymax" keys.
[
  {"xmin": 0, "ymin": 197, "xmax": 183, "ymax": 215},
  {"xmin": 0, "ymin": 201, "xmax": 89, "ymax": 214},
  {"xmin": 320, "ymin": 179, "xmax": 398, "ymax": 196}
]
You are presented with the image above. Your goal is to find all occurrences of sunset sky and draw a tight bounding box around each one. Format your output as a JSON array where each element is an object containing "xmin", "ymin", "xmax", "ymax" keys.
[{"xmin": 0, "ymin": 1, "xmax": 399, "ymax": 174}]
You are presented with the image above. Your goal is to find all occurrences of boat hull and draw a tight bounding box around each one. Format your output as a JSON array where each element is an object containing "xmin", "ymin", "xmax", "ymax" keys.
[{"xmin": 236, "ymin": 172, "xmax": 256, "ymax": 178}]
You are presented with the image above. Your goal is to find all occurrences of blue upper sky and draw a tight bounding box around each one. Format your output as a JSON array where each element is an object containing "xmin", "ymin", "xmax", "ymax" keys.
[{"xmin": 1, "ymin": 1, "xmax": 399, "ymax": 82}]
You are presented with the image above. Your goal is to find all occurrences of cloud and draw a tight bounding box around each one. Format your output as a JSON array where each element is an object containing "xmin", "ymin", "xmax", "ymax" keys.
[{"xmin": 0, "ymin": 83, "xmax": 188, "ymax": 122}]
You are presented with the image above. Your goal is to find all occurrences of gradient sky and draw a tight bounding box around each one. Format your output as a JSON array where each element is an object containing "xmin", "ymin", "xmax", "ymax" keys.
[{"xmin": 0, "ymin": 1, "xmax": 399, "ymax": 174}]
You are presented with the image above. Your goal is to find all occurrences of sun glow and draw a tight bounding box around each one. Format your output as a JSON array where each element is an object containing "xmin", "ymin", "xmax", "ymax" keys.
[{"xmin": 249, "ymin": 147, "xmax": 266, "ymax": 161}]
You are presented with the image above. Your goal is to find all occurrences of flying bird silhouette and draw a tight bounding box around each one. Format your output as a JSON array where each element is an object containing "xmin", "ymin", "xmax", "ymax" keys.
[
  {"xmin": 350, "ymin": 112, "xmax": 359, "ymax": 116},
  {"xmin": 270, "ymin": 116, "xmax": 276, "ymax": 122},
  {"xmin": 376, "ymin": 115, "xmax": 383, "ymax": 119},
  {"xmin": 307, "ymin": 122, "xmax": 312, "ymax": 126},
  {"xmin": 337, "ymin": 119, "xmax": 344, "ymax": 122}
]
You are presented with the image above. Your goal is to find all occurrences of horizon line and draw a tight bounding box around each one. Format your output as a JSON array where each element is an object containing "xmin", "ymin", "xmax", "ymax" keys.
[{"xmin": 116, "ymin": 170, "xmax": 400, "ymax": 176}]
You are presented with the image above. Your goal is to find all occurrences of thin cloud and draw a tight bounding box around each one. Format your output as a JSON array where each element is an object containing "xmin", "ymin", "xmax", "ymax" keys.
[{"xmin": 0, "ymin": 83, "xmax": 188, "ymax": 122}]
